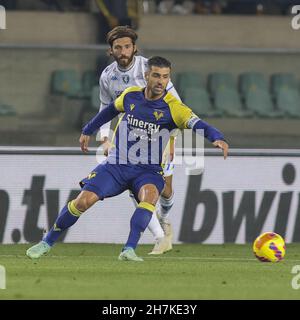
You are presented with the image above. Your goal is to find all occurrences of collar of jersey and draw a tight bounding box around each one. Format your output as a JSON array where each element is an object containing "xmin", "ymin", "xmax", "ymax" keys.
[
  {"xmin": 143, "ymin": 88, "xmax": 168, "ymax": 103},
  {"xmin": 117, "ymin": 56, "xmax": 136, "ymax": 73}
]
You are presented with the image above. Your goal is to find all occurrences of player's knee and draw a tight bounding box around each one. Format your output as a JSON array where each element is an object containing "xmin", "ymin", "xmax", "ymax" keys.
[
  {"xmin": 72, "ymin": 199, "xmax": 88, "ymax": 213},
  {"xmin": 73, "ymin": 191, "xmax": 98, "ymax": 212},
  {"xmin": 138, "ymin": 184, "xmax": 159, "ymax": 205}
]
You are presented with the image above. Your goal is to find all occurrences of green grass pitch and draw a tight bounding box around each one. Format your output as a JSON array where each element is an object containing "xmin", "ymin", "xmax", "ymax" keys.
[{"xmin": 0, "ymin": 243, "xmax": 300, "ymax": 299}]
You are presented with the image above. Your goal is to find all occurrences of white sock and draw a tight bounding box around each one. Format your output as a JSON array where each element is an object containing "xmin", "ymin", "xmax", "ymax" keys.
[
  {"xmin": 129, "ymin": 191, "xmax": 164, "ymax": 239},
  {"xmin": 158, "ymin": 192, "xmax": 174, "ymax": 221},
  {"xmin": 147, "ymin": 211, "xmax": 164, "ymax": 239}
]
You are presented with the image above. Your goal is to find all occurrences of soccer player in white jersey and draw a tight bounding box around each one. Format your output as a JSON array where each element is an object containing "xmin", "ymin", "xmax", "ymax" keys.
[{"xmin": 98, "ymin": 26, "xmax": 180, "ymax": 254}]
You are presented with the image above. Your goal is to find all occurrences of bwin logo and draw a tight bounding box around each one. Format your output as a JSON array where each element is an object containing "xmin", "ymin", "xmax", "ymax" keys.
[
  {"xmin": 0, "ymin": 5, "xmax": 6, "ymax": 30},
  {"xmin": 180, "ymin": 163, "xmax": 300, "ymax": 243}
]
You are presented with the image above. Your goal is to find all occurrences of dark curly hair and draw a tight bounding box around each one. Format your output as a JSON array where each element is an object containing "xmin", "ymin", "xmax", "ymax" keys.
[{"xmin": 106, "ymin": 25, "xmax": 138, "ymax": 47}]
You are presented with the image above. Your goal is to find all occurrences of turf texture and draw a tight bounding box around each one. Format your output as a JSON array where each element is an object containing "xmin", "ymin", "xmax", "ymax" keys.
[{"xmin": 0, "ymin": 243, "xmax": 300, "ymax": 299}]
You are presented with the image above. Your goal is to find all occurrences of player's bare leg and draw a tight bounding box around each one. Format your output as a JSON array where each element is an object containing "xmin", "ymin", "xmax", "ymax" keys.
[
  {"xmin": 119, "ymin": 184, "xmax": 159, "ymax": 262},
  {"xmin": 26, "ymin": 191, "xmax": 99, "ymax": 259}
]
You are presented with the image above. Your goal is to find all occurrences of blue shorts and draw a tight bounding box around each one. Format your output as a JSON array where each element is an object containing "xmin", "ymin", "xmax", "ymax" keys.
[{"xmin": 79, "ymin": 162, "xmax": 165, "ymax": 202}]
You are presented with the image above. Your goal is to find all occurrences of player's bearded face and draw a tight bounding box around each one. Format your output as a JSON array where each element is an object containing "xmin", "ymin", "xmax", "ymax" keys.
[
  {"xmin": 147, "ymin": 67, "xmax": 170, "ymax": 97},
  {"xmin": 111, "ymin": 37, "xmax": 136, "ymax": 68}
]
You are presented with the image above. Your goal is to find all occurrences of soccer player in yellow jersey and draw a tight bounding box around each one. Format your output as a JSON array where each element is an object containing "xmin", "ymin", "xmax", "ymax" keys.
[{"xmin": 26, "ymin": 56, "xmax": 228, "ymax": 262}]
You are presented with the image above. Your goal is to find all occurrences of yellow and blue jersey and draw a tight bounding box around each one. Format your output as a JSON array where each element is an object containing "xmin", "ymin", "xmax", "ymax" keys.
[
  {"xmin": 109, "ymin": 86, "xmax": 195, "ymax": 171},
  {"xmin": 83, "ymin": 86, "xmax": 225, "ymax": 172}
]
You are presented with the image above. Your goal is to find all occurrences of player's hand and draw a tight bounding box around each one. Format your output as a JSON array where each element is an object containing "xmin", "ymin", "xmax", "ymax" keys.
[
  {"xmin": 79, "ymin": 134, "xmax": 90, "ymax": 153},
  {"xmin": 100, "ymin": 137, "xmax": 113, "ymax": 157},
  {"xmin": 213, "ymin": 140, "xmax": 229, "ymax": 159}
]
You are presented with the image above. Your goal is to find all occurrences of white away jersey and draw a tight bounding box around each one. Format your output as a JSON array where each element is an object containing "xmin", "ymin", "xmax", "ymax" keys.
[{"xmin": 98, "ymin": 55, "xmax": 180, "ymax": 138}]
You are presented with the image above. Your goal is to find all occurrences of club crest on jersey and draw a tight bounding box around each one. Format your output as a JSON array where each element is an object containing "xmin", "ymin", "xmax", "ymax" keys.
[
  {"xmin": 122, "ymin": 75, "xmax": 130, "ymax": 84},
  {"xmin": 153, "ymin": 110, "xmax": 164, "ymax": 121},
  {"xmin": 130, "ymin": 104, "xmax": 135, "ymax": 111}
]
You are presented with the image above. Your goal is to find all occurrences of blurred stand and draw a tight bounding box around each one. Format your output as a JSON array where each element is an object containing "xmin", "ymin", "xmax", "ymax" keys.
[
  {"xmin": 0, "ymin": 0, "xmax": 299, "ymax": 148},
  {"xmin": 151, "ymin": 0, "xmax": 299, "ymax": 15},
  {"xmin": 92, "ymin": 0, "xmax": 140, "ymax": 43},
  {"xmin": 0, "ymin": 0, "xmax": 88, "ymax": 11}
]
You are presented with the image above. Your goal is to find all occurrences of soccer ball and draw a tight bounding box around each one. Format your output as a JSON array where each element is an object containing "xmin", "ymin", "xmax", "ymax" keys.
[{"xmin": 253, "ymin": 232, "xmax": 286, "ymax": 262}]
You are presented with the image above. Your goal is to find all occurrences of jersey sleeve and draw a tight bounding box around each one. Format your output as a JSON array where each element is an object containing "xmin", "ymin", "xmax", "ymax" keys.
[
  {"xmin": 167, "ymin": 95, "xmax": 225, "ymax": 142},
  {"xmin": 99, "ymin": 72, "xmax": 113, "ymax": 139},
  {"xmin": 168, "ymin": 99, "xmax": 195, "ymax": 129},
  {"xmin": 96, "ymin": 87, "xmax": 128, "ymax": 139},
  {"xmin": 166, "ymin": 81, "xmax": 181, "ymax": 138},
  {"xmin": 99, "ymin": 71, "xmax": 112, "ymax": 109},
  {"xmin": 82, "ymin": 102, "xmax": 120, "ymax": 136}
]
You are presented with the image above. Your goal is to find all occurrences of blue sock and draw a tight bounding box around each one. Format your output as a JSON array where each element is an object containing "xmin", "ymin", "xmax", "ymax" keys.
[
  {"xmin": 124, "ymin": 202, "xmax": 155, "ymax": 250},
  {"xmin": 43, "ymin": 200, "xmax": 82, "ymax": 246}
]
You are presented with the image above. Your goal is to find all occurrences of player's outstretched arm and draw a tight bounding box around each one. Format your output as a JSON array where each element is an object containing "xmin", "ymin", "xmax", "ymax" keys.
[
  {"xmin": 79, "ymin": 102, "xmax": 120, "ymax": 153},
  {"xmin": 187, "ymin": 116, "xmax": 229, "ymax": 159},
  {"xmin": 82, "ymin": 102, "xmax": 120, "ymax": 136},
  {"xmin": 170, "ymin": 101, "xmax": 229, "ymax": 159}
]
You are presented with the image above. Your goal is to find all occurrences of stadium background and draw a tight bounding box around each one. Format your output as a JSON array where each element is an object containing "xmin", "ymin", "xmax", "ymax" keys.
[{"xmin": 0, "ymin": 0, "xmax": 300, "ymax": 246}]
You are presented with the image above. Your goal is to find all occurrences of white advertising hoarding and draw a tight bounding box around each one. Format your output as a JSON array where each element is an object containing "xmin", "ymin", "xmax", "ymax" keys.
[{"xmin": 0, "ymin": 149, "xmax": 299, "ymax": 244}]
